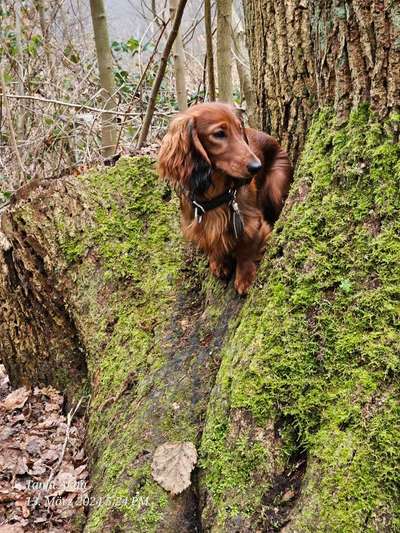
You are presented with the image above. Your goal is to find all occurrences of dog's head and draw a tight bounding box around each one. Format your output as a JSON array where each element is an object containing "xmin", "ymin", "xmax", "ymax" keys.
[{"xmin": 158, "ymin": 103, "xmax": 262, "ymax": 196}]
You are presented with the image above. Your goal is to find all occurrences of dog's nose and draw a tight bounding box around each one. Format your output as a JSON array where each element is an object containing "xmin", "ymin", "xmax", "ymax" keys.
[{"xmin": 247, "ymin": 160, "xmax": 262, "ymax": 174}]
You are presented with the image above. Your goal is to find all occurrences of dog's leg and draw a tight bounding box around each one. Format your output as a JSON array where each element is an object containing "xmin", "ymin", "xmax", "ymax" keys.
[
  {"xmin": 234, "ymin": 219, "xmax": 270, "ymax": 295},
  {"xmin": 234, "ymin": 258, "xmax": 257, "ymax": 295},
  {"xmin": 209, "ymin": 255, "xmax": 233, "ymax": 280}
]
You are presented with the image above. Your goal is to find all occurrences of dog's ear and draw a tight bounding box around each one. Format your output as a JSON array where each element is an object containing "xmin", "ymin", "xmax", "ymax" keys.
[
  {"xmin": 158, "ymin": 114, "xmax": 212, "ymax": 195},
  {"xmin": 188, "ymin": 124, "xmax": 212, "ymax": 196}
]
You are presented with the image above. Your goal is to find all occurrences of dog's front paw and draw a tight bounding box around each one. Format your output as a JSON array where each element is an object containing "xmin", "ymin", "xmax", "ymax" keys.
[
  {"xmin": 234, "ymin": 262, "xmax": 256, "ymax": 295},
  {"xmin": 209, "ymin": 258, "xmax": 232, "ymax": 280},
  {"xmin": 234, "ymin": 277, "xmax": 252, "ymax": 296}
]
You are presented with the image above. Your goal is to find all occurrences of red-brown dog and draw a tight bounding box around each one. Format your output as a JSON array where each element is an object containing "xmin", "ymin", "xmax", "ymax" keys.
[{"xmin": 158, "ymin": 102, "xmax": 292, "ymax": 294}]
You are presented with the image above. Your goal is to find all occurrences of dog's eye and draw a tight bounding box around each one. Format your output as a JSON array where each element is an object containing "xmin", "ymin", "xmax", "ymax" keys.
[{"xmin": 213, "ymin": 130, "xmax": 226, "ymax": 139}]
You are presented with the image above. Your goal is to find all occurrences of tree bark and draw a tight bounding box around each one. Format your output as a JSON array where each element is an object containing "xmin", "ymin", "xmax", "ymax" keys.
[
  {"xmin": 89, "ymin": 0, "xmax": 117, "ymax": 158},
  {"xmin": 244, "ymin": 0, "xmax": 316, "ymax": 162},
  {"xmin": 244, "ymin": 0, "xmax": 400, "ymax": 162},
  {"xmin": 170, "ymin": 0, "xmax": 188, "ymax": 110},
  {"xmin": 205, "ymin": 0, "xmax": 216, "ymax": 101},
  {"xmin": 216, "ymin": 0, "xmax": 233, "ymax": 102},
  {"xmin": 232, "ymin": 7, "xmax": 256, "ymax": 127}
]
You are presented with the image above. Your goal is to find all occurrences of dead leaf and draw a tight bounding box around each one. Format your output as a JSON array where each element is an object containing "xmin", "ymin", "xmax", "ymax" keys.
[
  {"xmin": 55, "ymin": 471, "xmax": 77, "ymax": 493},
  {"xmin": 0, "ymin": 526, "xmax": 24, "ymax": 533},
  {"xmin": 0, "ymin": 427, "xmax": 16, "ymax": 442},
  {"xmin": 281, "ymin": 489, "xmax": 295, "ymax": 502},
  {"xmin": 16, "ymin": 498, "xmax": 30, "ymax": 518},
  {"xmin": 1, "ymin": 387, "xmax": 30, "ymax": 411},
  {"xmin": 74, "ymin": 464, "xmax": 87, "ymax": 477},
  {"xmin": 151, "ymin": 442, "xmax": 197, "ymax": 495},
  {"xmin": 73, "ymin": 448, "xmax": 85, "ymax": 462},
  {"xmin": 29, "ymin": 462, "xmax": 47, "ymax": 476},
  {"xmin": 0, "ymin": 449, "xmax": 28, "ymax": 475}
]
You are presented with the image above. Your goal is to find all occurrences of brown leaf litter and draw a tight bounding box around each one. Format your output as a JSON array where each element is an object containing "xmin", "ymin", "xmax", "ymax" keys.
[{"xmin": 0, "ymin": 365, "xmax": 89, "ymax": 532}]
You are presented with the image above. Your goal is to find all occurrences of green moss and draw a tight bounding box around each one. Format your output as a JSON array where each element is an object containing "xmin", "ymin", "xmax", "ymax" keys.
[
  {"xmin": 59, "ymin": 156, "xmax": 238, "ymax": 531},
  {"xmin": 58, "ymin": 157, "xmax": 186, "ymax": 531},
  {"xmin": 200, "ymin": 106, "xmax": 400, "ymax": 530}
]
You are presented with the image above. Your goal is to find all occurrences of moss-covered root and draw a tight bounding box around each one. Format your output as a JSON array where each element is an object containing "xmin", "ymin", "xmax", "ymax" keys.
[
  {"xmin": 73, "ymin": 158, "xmax": 244, "ymax": 532},
  {"xmin": 0, "ymin": 156, "xmax": 245, "ymax": 532},
  {"xmin": 199, "ymin": 106, "xmax": 400, "ymax": 532}
]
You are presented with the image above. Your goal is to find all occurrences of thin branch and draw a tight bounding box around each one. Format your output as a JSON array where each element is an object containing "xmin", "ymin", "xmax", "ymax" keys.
[
  {"xmin": 115, "ymin": 21, "xmax": 169, "ymax": 152},
  {"xmin": 2, "ymin": 93, "xmax": 139, "ymax": 117},
  {"xmin": 46, "ymin": 395, "xmax": 88, "ymax": 489},
  {"xmin": 137, "ymin": 0, "xmax": 189, "ymax": 148},
  {"xmin": 0, "ymin": 68, "xmax": 25, "ymax": 180}
]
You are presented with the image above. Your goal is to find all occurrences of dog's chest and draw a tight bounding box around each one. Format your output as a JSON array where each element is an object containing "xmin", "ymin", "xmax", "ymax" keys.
[{"xmin": 182, "ymin": 205, "xmax": 236, "ymax": 255}]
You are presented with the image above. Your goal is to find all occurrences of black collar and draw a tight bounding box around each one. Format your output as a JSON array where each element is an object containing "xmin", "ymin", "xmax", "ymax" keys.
[
  {"xmin": 190, "ymin": 179, "xmax": 250, "ymax": 238},
  {"xmin": 190, "ymin": 177, "xmax": 251, "ymax": 218},
  {"xmin": 192, "ymin": 188, "xmax": 235, "ymax": 216}
]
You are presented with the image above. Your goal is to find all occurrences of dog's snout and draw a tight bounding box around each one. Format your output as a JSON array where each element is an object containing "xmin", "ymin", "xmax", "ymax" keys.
[{"xmin": 247, "ymin": 160, "xmax": 262, "ymax": 175}]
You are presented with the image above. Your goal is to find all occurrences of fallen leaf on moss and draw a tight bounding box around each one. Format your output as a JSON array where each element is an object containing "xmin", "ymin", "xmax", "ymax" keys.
[{"xmin": 151, "ymin": 442, "xmax": 197, "ymax": 495}]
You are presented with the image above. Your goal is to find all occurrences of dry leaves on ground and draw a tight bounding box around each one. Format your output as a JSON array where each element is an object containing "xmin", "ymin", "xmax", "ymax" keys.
[{"xmin": 0, "ymin": 365, "xmax": 89, "ymax": 532}]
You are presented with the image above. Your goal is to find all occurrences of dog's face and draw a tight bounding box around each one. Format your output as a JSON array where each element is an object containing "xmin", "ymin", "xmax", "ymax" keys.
[{"xmin": 158, "ymin": 103, "xmax": 262, "ymax": 196}]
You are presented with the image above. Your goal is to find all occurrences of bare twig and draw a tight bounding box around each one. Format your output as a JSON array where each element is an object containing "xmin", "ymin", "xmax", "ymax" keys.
[
  {"xmin": 2, "ymin": 93, "xmax": 139, "ymax": 117},
  {"xmin": 1, "ymin": 68, "xmax": 25, "ymax": 180},
  {"xmin": 137, "ymin": 0, "xmax": 189, "ymax": 148},
  {"xmin": 46, "ymin": 395, "xmax": 89, "ymax": 488}
]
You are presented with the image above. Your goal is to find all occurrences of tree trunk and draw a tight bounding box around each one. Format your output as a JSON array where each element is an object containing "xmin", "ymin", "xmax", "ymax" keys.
[
  {"xmin": 244, "ymin": 0, "xmax": 400, "ymax": 162},
  {"xmin": 0, "ymin": 157, "xmax": 244, "ymax": 531},
  {"xmin": 244, "ymin": 0, "xmax": 316, "ymax": 162},
  {"xmin": 169, "ymin": 0, "xmax": 188, "ymax": 110},
  {"xmin": 232, "ymin": 7, "xmax": 256, "ymax": 127},
  {"xmin": 216, "ymin": 0, "xmax": 233, "ymax": 102},
  {"xmin": 204, "ymin": 0, "xmax": 216, "ymax": 101},
  {"xmin": 15, "ymin": 1, "xmax": 25, "ymax": 140},
  {"xmin": 89, "ymin": 0, "xmax": 117, "ymax": 158},
  {"xmin": 197, "ymin": 1, "xmax": 400, "ymax": 530}
]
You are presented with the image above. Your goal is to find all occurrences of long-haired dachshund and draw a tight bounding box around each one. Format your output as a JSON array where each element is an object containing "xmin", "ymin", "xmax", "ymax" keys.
[{"xmin": 158, "ymin": 102, "xmax": 293, "ymax": 295}]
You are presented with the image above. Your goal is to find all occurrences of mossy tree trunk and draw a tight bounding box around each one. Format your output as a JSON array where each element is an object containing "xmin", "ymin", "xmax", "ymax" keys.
[
  {"xmin": 0, "ymin": 158, "xmax": 245, "ymax": 532},
  {"xmin": 195, "ymin": 1, "xmax": 400, "ymax": 531}
]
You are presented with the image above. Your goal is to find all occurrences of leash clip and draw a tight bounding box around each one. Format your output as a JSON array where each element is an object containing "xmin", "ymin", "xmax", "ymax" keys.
[
  {"xmin": 192, "ymin": 200, "xmax": 206, "ymax": 224},
  {"xmin": 229, "ymin": 189, "xmax": 244, "ymax": 239}
]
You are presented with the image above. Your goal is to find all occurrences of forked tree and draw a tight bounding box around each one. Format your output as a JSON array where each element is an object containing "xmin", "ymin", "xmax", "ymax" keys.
[{"xmin": 0, "ymin": 1, "xmax": 399, "ymax": 532}]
